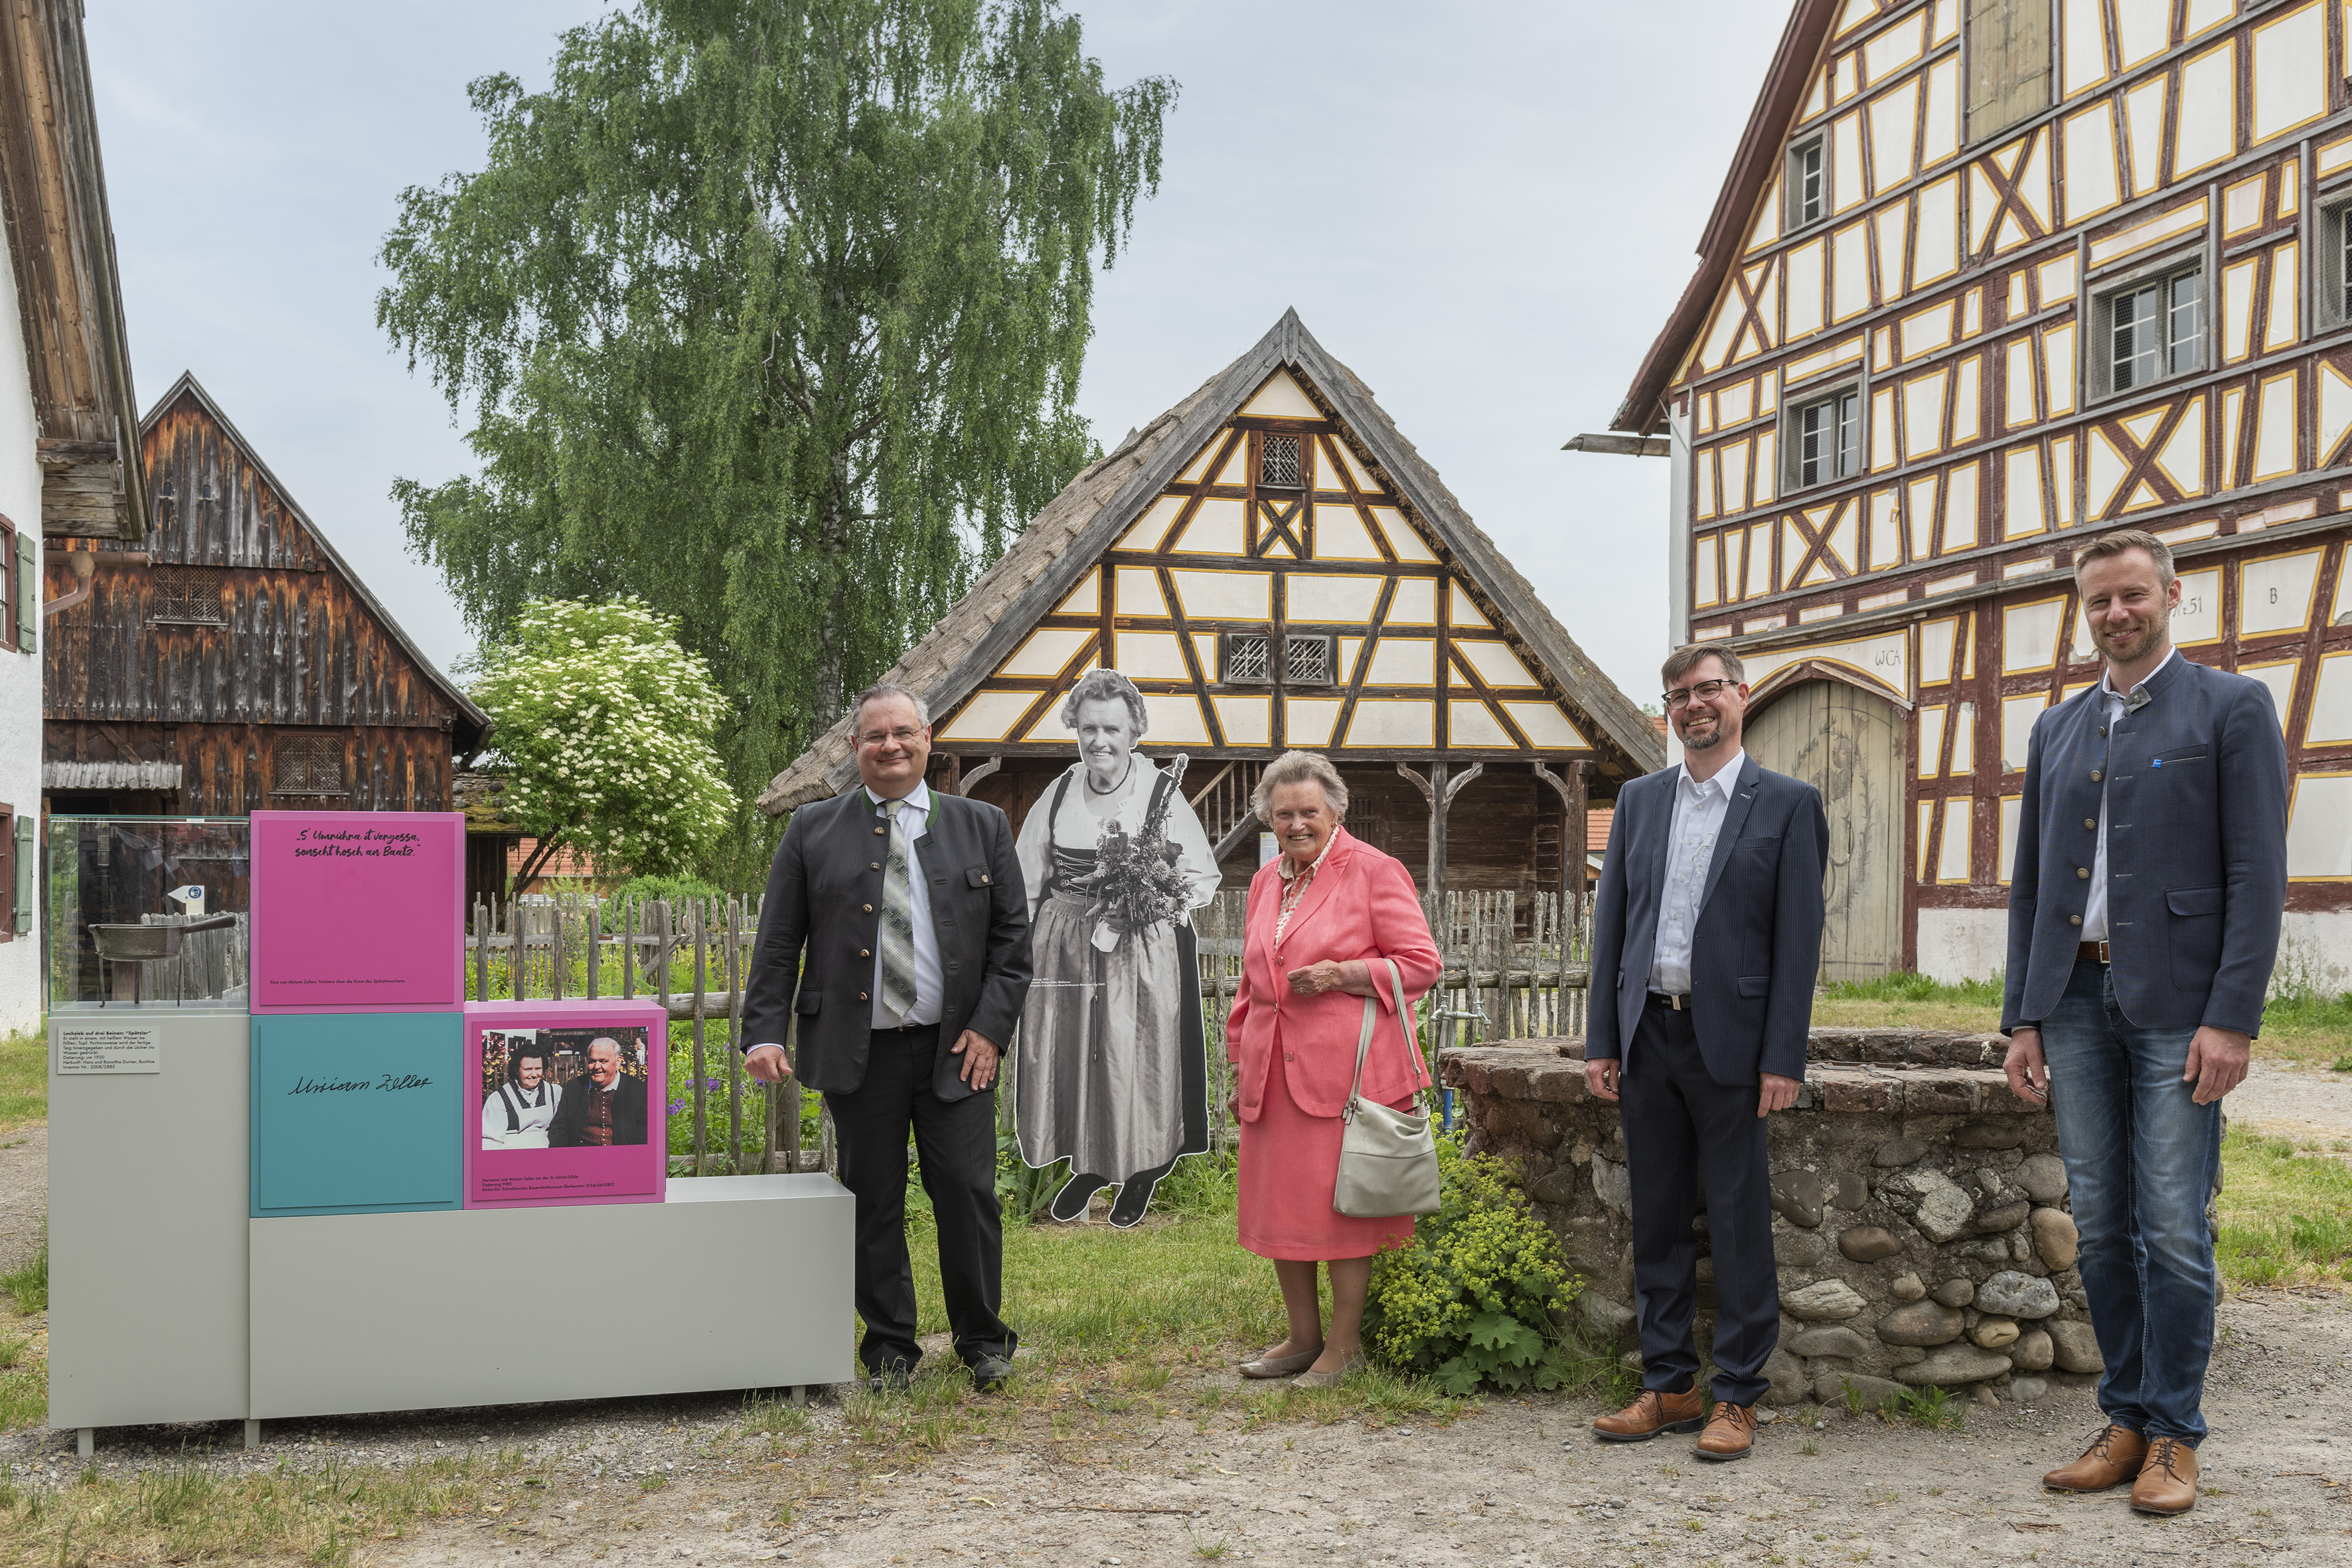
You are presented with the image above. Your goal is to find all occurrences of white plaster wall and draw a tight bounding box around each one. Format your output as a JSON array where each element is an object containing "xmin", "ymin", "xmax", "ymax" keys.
[
  {"xmin": 2273, "ymin": 911, "xmax": 2352, "ymax": 1000},
  {"xmin": 0, "ymin": 246, "xmax": 47, "ymax": 1035},
  {"xmin": 1915, "ymin": 907, "xmax": 2007, "ymax": 985}
]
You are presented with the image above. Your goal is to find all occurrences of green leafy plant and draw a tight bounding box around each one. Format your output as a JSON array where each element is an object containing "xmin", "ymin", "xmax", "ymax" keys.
[
  {"xmin": 1, "ymin": 1245, "xmax": 46, "ymax": 1316},
  {"xmin": 1887, "ymin": 1383, "xmax": 1965, "ymax": 1429},
  {"xmin": 1364, "ymin": 1140, "xmax": 1581, "ymax": 1394},
  {"xmin": 2331, "ymin": 1054, "xmax": 2352, "ymax": 1073}
]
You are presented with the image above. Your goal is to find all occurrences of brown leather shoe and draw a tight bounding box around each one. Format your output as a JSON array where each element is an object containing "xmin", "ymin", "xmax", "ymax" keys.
[
  {"xmin": 2043, "ymin": 1423, "xmax": 2148, "ymax": 1492},
  {"xmin": 1591, "ymin": 1386, "xmax": 1706, "ymax": 1443},
  {"xmin": 2130, "ymin": 1437, "xmax": 2199, "ymax": 1516},
  {"xmin": 1693, "ymin": 1401, "xmax": 1758, "ymax": 1462}
]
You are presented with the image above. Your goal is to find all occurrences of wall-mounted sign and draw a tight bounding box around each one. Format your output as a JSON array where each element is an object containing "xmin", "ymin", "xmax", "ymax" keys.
[
  {"xmin": 249, "ymin": 811, "xmax": 464, "ymax": 1014},
  {"xmin": 55, "ymin": 1020, "xmax": 160, "ymax": 1075},
  {"xmin": 464, "ymin": 1001, "xmax": 668, "ymax": 1209}
]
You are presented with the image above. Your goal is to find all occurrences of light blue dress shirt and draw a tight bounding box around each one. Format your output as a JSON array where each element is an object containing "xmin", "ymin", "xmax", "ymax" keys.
[{"xmin": 1646, "ymin": 747, "xmax": 1746, "ymax": 998}]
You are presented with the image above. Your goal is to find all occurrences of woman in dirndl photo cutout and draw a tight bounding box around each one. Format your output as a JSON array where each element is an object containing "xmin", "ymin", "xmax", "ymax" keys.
[{"xmin": 1013, "ymin": 668, "xmax": 1222, "ymax": 1227}]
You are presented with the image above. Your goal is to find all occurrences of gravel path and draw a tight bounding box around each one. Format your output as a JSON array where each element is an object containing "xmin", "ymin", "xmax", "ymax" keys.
[
  {"xmin": 2233, "ymin": 1061, "xmax": 2352, "ymax": 1150},
  {"xmin": 5, "ymin": 1291, "xmax": 2344, "ymax": 1568}
]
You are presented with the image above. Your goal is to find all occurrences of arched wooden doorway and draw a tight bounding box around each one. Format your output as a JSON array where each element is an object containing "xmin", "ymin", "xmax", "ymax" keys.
[{"xmin": 1743, "ymin": 678, "xmax": 1903, "ymax": 983}]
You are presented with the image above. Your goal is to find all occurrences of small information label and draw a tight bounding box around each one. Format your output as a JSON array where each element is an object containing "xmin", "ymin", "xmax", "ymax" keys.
[{"xmin": 57, "ymin": 1022, "xmax": 162, "ymax": 1075}]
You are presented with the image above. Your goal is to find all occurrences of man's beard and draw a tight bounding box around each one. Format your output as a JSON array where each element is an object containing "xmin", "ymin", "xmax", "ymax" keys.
[
  {"xmin": 2100, "ymin": 603, "xmax": 2170, "ymax": 664},
  {"xmin": 1679, "ymin": 714, "xmax": 1729, "ymax": 751}
]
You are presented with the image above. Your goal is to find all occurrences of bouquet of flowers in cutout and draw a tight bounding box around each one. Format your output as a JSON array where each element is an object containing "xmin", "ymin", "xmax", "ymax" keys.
[{"xmin": 1083, "ymin": 754, "xmax": 1192, "ymax": 949}]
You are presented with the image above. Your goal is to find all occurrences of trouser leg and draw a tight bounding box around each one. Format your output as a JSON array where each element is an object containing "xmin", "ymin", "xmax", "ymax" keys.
[
  {"xmin": 828, "ymin": 1030, "xmax": 923, "ymax": 1374},
  {"xmin": 1673, "ymin": 1028, "xmax": 1776, "ymax": 1407},
  {"xmin": 2116, "ymin": 971, "xmax": 2221, "ymax": 1445},
  {"xmin": 1620, "ymin": 1004, "xmax": 1702, "ymax": 1396},
  {"xmin": 912, "ymin": 1063, "xmax": 1016, "ymax": 1366},
  {"xmin": 2042, "ymin": 961, "xmax": 2146, "ymax": 1434}
]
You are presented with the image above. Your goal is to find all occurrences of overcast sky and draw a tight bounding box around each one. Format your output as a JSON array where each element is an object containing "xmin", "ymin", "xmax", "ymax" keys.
[{"xmin": 84, "ymin": 0, "xmax": 1788, "ymax": 711}]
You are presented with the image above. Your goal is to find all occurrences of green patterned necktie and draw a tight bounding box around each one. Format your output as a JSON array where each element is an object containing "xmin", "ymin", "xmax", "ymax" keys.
[{"xmin": 878, "ymin": 806, "xmax": 919, "ymax": 1016}]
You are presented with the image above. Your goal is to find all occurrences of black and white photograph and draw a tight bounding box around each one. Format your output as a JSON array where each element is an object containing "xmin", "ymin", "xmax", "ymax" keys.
[{"xmin": 1012, "ymin": 668, "xmax": 1223, "ymax": 1227}]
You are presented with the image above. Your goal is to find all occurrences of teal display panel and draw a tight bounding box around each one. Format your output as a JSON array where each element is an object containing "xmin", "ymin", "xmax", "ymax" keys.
[{"xmin": 251, "ymin": 1013, "xmax": 463, "ymax": 1217}]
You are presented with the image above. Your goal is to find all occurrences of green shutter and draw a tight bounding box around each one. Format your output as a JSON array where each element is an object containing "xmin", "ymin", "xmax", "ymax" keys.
[
  {"xmin": 13, "ymin": 814, "xmax": 31, "ymax": 935},
  {"xmin": 15, "ymin": 534, "xmax": 32, "ymax": 656}
]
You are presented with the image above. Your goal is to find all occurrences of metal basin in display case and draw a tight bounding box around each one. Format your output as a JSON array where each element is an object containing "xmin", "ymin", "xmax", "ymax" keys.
[{"xmin": 49, "ymin": 817, "xmax": 252, "ymax": 1008}]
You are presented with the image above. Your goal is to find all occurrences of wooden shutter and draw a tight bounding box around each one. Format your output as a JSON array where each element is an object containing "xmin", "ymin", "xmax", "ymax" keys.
[
  {"xmin": 11, "ymin": 814, "xmax": 29, "ymax": 937},
  {"xmin": 0, "ymin": 807, "xmax": 13, "ymax": 941},
  {"xmin": 13, "ymin": 533, "xmax": 33, "ymax": 657},
  {"xmin": 0, "ymin": 519, "xmax": 13, "ymax": 651},
  {"xmin": 1967, "ymin": 0, "xmax": 2051, "ymax": 144}
]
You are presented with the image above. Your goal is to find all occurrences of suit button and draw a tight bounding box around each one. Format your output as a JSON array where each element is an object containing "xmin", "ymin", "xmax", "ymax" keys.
[
  {"xmin": 2084, "ymin": 818, "xmax": 2096, "ymax": 830},
  {"xmin": 2077, "ymin": 868, "xmax": 2090, "ymax": 880},
  {"xmin": 860, "ymin": 949, "xmax": 871, "ymax": 958},
  {"xmin": 875, "ymin": 826, "xmax": 886, "ymax": 835},
  {"xmin": 863, "ymin": 903, "xmax": 874, "ymax": 913},
  {"xmin": 2090, "ymin": 769, "xmax": 2102, "ymax": 782},
  {"xmin": 1284, "ymin": 1052, "xmax": 1294, "ymax": 1061},
  {"xmin": 2069, "ymin": 915, "xmax": 2082, "ymax": 927},
  {"xmin": 870, "ymin": 862, "xmax": 881, "ymax": 870},
  {"xmin": 859, "ymin": 991, "xmax": 870, "ymax": 1001}
]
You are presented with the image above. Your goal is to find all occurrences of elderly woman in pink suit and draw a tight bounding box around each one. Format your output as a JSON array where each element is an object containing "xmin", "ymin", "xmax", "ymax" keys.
[{"xmin": 1225, "ymin": 750, "xmax": 1440, "ymax": 1385}]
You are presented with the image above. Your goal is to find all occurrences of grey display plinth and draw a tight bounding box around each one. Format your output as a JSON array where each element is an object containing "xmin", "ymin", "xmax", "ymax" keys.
[
  {"xmin": 248, "ymin": 1175, "xmax": 854, "ymax": 1420},
  {"xmin": 48, "ymin": 1010, "xmax": 254, "ymax": 1433}
]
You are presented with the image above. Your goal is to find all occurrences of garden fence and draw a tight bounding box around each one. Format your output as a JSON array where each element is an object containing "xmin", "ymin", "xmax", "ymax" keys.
[{"xmin": 465, "ymin": 884, "xmax": 1588, "ymax": 1180}]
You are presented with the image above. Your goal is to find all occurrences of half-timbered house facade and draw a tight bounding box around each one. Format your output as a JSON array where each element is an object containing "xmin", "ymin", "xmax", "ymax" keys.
[
  {"xmin": 1610, "ymin": 0, "xmax": 2352, "ymax": 980},
  {"xmin": 764, "ymin": 313, "xmax": 1664, "ymax": 909},
  {"xmin": 43, "ymin": 373, "xmax": 488, "ymax": 817}
]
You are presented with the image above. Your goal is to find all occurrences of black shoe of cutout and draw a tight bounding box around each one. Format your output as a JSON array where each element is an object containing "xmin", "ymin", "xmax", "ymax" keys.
[
  {"xmin": 865, "ymin": 1360, "xmax": 911, "ymax": 1395},
  {"xmin": 971, "ymin": 1354, "xmax": 1014, "ymax": 1392},
  {"xmin": 1107, "ymin": 1177, "xmax": 1158, "ymax": 1228},
  {"xmin": 1049, "ymin": 1172, "xmax": 1107, "ymax": 1223}
]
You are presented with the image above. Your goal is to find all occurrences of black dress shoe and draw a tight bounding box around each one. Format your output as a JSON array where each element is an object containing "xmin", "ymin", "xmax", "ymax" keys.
[
  {"xmin": 1049, "ymin": 1172, "xmax": 1107, "ymax": 1223},
  {"xmin": 866, "ymin": 1360, "xmax": 911, "ymax": 1394},
  {"xmin": 1107, "ymin": 1176, "xmax": 1158, "ymax": 1228},
  {"xmin": 971, "ymin": 1355, "xmax": 1014, "ymax": 1392}
]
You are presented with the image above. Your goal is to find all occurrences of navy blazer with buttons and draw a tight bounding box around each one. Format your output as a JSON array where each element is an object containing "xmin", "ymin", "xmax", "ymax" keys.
[
  {"xmin": 2000, "ymin": 653, "xmax": 2288, "ymax": 1038},
  {"xmin": 742, "ymin": 787, "xmax": 1032, "ymax": 1101},
  {"xmin": 1586, "ymin": 753, "xmax": 1830, "ymax": 1086}
]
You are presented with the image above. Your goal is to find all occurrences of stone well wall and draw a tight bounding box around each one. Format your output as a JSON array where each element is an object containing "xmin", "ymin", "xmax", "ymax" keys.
[{"xmin": 1436, "ymin": 1029, "xmax": 2182, "ymax": 1409}]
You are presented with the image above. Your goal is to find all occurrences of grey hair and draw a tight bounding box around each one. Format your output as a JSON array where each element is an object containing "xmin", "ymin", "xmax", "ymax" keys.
[
  {"xmin": 1058, "ymin": 667, "xmax": 1148, "ymax": 736},
  {"xmin": 850, "ymin": 682, "xmax": 930, "ymax": 730},
  {"xmin": 1251, "ymin": 749, "xmax": 1348, "ymax": 823}
]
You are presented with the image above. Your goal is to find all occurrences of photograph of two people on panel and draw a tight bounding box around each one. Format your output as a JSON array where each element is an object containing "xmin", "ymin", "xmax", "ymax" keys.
[
  {"xmin": 1013, "ymin": 668, "xmax": 1222, "ymax": 1228},
  {"xmin": 480, "ymin": 1028, "xmax": 653, "ymax": 1150}
]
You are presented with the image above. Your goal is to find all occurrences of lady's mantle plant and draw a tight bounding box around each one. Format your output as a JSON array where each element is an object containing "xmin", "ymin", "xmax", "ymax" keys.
[
  {"xmin": 471, "ymin": 597, "xmax": 733, "ymax": 878},
  {"xmin": 1365, "ymin": 1139, "xmax": 1583, "ymax": 1394}
]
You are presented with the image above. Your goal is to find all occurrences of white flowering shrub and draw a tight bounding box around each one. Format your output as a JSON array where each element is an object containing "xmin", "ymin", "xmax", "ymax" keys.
[{"xmin": 471, "ymin": 597, "xmax": 734, "ymax": 877}]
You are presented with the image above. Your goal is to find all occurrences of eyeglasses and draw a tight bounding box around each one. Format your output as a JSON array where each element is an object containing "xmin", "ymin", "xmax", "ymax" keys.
[
  {"xmin": 1661, "ymin": 679, "xmax": 1737, "ymax": 711},
  {"xmin": 856, "ymin": 727, "xmax": 924, "ymax": 747}
]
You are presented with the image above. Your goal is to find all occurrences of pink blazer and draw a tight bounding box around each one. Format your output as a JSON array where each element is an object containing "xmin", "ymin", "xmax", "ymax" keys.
[{"xmin": 1227, "ymin": 828, "xmax": 1441, "ymax": 1121}]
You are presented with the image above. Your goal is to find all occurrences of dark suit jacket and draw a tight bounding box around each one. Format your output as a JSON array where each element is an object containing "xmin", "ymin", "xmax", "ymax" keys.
[
  {"xmin": 742, "ymin": 785, "xmax": 1032, "ymax": 1099},
  {"xmin": 1585, "ymin": 752, "xmax": 1829, "ymax": 1085},
  {"xmin": 547, "ymin": 1075, "xmax": 649, "ymax": 1147},
  {"xmin": 2001, "ymin": 653, "xmax": 2288, "ymax": 1037}
]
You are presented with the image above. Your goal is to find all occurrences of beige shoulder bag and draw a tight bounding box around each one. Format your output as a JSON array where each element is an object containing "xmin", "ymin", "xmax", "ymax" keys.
[{"xmin": 1332, "ymin": 959, "xmax": 1443, "ymax": 1218}]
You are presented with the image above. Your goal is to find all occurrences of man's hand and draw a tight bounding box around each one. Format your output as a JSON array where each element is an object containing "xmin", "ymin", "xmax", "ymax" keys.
[
  {"xmin": 2003, "ymin": 1027, "xmax": 2048, "ymax": 1105},
  {"xmin": 1757, "ymin": 1071, "xmax": 1800, "ymax": 1118},
  {"xmin": 744, "ymin": 1044, "xmax": 794, "ymax": 1085},
  {"xmin": 1287, "ymin": 960, "xmax": 1350, "ymax": 996},
  {"xmin": 1584, "ymin": 1057, "xmax": 1620, "ymax": 1103},
  {"xmin": 2183, "ymin": 1025, "xmax": 2252, "ymax": 1105},
  {"xmin": 953, "ymin": 1030, "xmax": 1002, "ymax": 1090}
]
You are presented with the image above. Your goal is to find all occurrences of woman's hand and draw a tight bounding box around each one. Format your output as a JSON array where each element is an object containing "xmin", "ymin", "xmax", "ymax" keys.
[{"xmin": 1287, "ymin": 959, "xmax": 1352, "ymax": 996}]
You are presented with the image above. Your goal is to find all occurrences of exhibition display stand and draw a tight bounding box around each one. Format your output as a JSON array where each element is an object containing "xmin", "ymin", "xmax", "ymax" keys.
[{"xmin": 46, "ymin": 812, "xmax": 852, "ymax": 1454}]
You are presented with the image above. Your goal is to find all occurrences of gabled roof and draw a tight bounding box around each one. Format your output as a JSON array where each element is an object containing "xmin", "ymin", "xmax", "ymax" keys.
[
  {"xmin": 1606, "ymin": 0, "xmax": 1840, "ymax": 435},
  {"xmin": 762, "ymin": 309, "xmax": 1666, "ymax": 813},
  {"xmin": 139, "ymin": 372, "xmax": 491, "ymax": 750}
]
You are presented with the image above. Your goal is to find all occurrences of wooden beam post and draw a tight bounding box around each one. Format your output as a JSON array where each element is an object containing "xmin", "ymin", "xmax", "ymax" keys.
[
  {"xmin": 1532, "ymin": 759, "xmax": 1595, "ymax": 927},
  {"xmin": 1395, "ymin": 759, "xmax": 1483, "ymax": 902}
]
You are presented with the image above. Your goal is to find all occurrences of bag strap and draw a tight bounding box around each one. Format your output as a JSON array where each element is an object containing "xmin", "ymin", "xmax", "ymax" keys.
[{"xmin": 1345, "ymin": 958, "xmax": 1408, "ymax": 1119}]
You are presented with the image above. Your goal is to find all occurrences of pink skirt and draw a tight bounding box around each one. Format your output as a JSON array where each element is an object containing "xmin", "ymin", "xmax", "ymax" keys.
[{"xmin": 1237, "ymin": 1053, "xmax": 1417, "ymax": 1262}]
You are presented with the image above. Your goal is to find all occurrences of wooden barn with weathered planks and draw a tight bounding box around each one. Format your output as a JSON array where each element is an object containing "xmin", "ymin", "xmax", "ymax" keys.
[
  {"xmin": 761, "ymin": 312, "xmax": 1664, "ymax": 917},
  {"xmin": 42, "ymin": 373, "xmax": 488, "ymax": 817}
]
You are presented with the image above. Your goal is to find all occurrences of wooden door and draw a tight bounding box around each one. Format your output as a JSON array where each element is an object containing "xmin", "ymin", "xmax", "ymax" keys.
[{"xmin": 1742, "ymin": 679, "xmax": 1903, "ymax": 983}]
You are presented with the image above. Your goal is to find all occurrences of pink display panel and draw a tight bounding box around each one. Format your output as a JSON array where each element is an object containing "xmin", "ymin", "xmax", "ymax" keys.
[
  {"xmin": 250, "ymin": 811, "xmax": 466, "ymax": 1014},
  {"xmin": 464, "ymin": 1001, "xmax": 668, "ymax": 1209}
]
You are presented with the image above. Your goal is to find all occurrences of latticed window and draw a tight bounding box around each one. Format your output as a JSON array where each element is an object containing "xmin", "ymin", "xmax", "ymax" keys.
[
  {"xmin": 1284, "ymin": 634, "xmax": 1335, "ymax": 686},
  {"xmin": 1791, "ymin": 388, "xmax": 1861, "ymax": 489},
  {"xmin": 272, "ymin": 734, "xmax": 348, "ymax": 796},
  {"xmin": 2102, "ymin": 265, "xmax": 2202, "ymax": 394},
  {"xmin": 1787, "ymin": 135, "xmax": 1826, "ymax": 228},
  {"xmin": 1259, "ymin": 433, "xmax": 1302, "ymax": 489},
  {"xmin": 1222, "ymin": 633, "xmax": 1272, "ymax": 684},
  {"xmin": 150, "ymin": 566, "xmax": 225, "ymax": 624}
]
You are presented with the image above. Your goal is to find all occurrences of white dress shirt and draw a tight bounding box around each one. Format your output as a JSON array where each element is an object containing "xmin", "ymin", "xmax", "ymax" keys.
[
  {"xmin": 868, "ymin": 780, "xmax": 944, "ymax": 1029},
  {"xmin": 1648, "ymin": 748, "xmax": 1747, "ymax": 997},
  {"xmin": 2082, "ymin": 647, "xmax": 2177, "ymax": 944}
]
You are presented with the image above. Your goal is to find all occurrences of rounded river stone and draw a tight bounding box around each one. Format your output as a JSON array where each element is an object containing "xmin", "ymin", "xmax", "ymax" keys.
[
  {"xmin": 1932, "ymin": 1277, "xmax": 1976, "ymax": 1308},
  {"xmin": 1873, "ymin": 1137, "xmax": 1929, "ymax": 1168},
  {"xmin": 1875, "ymin": 1300, "xmax": 1964, "ymax": 1346},
  {"xmin": 1888, "ymin": 1272, "xmax": 1926, "ymax": 1302},
  {"xmin": 2045, "ymin": 1318, "xmax": 2104, "ymax": 1373},
  {"xmin": 2016, "ymin": 1153, "xmax": 2069, "ymax": 1202},
  {"xmin": 1838, "ymin": 1225, "xmax": 1905, "ymax": 1263},
  {"xmin": 1771, "ymin": 1170, "xmax": 1828, "ymax": 1228},
  {"xmin": 2031, "ymin": 1208, "xmax": 2080, "ymax": 1269},
  {"xmin": 2009, "ymin": 1326, "xmax": 2055, "ymax": 1372},
  {"xmin": 1895, "ymin": 1344, "xmax": 2013, "ymax": 1386},
  {"xmin": 1782, "ymin": 1279, "xmax": 1869, "ymax": 1321},
  {"xmin": 1978, "ymin": 1270, "xmax": 2062, "ymax": 1319},
  {"xmin": 1972, "ymin": 1200, "xmax": 2033, "ymax": 1234},
  {"xmin": 1971, "ymin": 1315, "xmax": 2020, "ymax": 1350},
  {"xmin": 1786, "ymin": 1325, "xmax": 1871, "ymax": 1359}
]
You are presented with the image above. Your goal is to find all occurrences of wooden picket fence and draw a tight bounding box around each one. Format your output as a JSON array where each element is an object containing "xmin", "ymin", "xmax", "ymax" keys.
[{"xmin": 465, "ymin": 883, "xmax": 1589, "ymax": 1178}]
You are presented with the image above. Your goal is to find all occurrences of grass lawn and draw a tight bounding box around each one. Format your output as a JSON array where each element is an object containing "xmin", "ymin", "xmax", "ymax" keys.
[
  {"xmin": 0, "ymin": 1032, "xmax": 41, "ymax": 1133},
  {"xmin": 1813, "ymin": 973, "xmax": 2352, "ymax": 1067},
  {"xmin": 2216, "ymin": 1126, "xmax": 2352, "ymax": 1289}
]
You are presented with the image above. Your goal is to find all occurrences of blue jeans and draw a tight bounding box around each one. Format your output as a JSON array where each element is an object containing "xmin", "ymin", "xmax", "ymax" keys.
[{"xmin": 2041, "ymin": 959, "xmax": 2223, "ymax": 1445}]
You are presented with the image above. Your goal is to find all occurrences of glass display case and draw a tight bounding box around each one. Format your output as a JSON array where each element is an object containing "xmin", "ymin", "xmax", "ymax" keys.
[{"xmin": 48, "ymin": 817, "xmax": 250, "ymax": 1008}]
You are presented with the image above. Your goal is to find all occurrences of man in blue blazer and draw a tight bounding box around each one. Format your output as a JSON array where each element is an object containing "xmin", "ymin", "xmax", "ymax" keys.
[
  {"xmin": 1583, "ymin": 643, "xmax": 1828, "ymax": 1462},
  {"xmin": 2003, "ymin": 530, "xmax": 2288, "ymax": 1516}
]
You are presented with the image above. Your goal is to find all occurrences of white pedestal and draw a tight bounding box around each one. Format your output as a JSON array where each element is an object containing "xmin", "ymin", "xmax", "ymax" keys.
[
  {"xmin": 248, "ymin": 1175, "xmax": 854, "ymax": 1419},
  {"xmin": 48, "ymin": 1010, "xmax": 252, "ymax": 1431}
]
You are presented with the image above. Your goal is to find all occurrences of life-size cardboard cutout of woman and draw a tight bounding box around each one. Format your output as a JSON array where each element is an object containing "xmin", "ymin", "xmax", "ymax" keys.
[{"xmin": 1014, "ymin": 668, "xmax": 1222, "ymax": 1227}]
